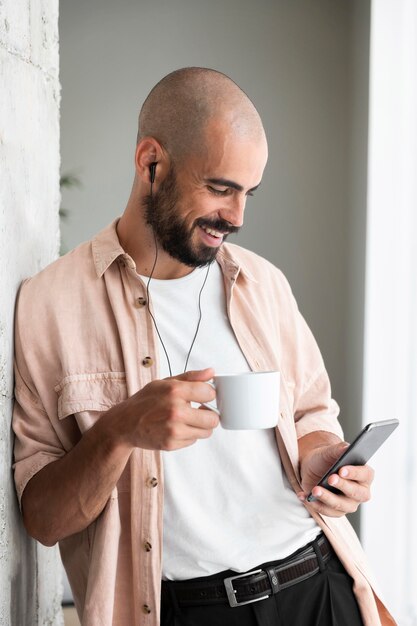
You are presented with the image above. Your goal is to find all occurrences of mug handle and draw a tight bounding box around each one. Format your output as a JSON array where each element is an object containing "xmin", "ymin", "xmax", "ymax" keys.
[
  {"xmin": 200, "ymin": 381, "xmax": 220, "ymax": 415},
  {"xmin": 200, "ymin": 402, "xmax": 220, "ymax": 415}
]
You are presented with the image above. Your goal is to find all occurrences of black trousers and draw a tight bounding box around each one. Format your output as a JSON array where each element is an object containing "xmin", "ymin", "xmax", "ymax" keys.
[{"xmin": 161, "ymin": 539, "xmax": 364, "ymax": 626}]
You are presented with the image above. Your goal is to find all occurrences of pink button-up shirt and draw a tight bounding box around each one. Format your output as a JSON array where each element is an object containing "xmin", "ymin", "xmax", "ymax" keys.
[{"xmin": 12, "ymin": 220, "xmax": 396, "ymax": 625}]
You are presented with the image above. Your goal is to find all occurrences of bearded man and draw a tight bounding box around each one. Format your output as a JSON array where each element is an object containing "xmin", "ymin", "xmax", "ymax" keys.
[{"xmin": 13, "ymin": 67, "xmax": 395, "ymax": 626}]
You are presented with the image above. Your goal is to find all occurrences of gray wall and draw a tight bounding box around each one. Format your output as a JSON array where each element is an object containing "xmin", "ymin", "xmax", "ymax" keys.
[
  {"xmin": 345, "ymin": 2, "xmax": 370, "ymax": 444},
  {"xmin": 60, "ymin": 0, "xmax": 369, "ymax": 446},
  {"xmin": 0, "ymin": 0, "xmax": 62, "ymax": 623}
]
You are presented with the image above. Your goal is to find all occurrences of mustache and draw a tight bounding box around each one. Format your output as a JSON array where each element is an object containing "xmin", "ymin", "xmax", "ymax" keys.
[{"xmin": 195, "ymin": 217, "xmax": 240, "ymax": 235}]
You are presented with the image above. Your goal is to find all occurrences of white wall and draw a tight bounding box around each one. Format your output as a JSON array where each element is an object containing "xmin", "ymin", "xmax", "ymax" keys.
[
  {"xmin": 362, "ymin": 1, "xmax": 417, "ymax": 622},
  {"xmin": 60, "ymin": 0, "xmax": 370, "ymax": 440},
  {"xmin": 0, "ymin": 0, "xmax": 62, "ymax": 623}
]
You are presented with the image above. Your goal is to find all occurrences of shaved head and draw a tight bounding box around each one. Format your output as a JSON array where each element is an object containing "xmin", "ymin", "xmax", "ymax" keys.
[{"xmin": 138, "ymin": 67, "xmax": 265, "ymax": 164}]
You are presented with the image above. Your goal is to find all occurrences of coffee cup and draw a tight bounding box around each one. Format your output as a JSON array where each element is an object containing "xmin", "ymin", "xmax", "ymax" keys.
[{"xmin": 203, "ymin": 371, "xmax": 280, "ymax": 430}]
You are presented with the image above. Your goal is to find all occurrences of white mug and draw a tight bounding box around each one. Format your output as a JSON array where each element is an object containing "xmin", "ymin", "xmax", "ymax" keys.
[{"xmin": 203, "ymin": 371, "xmax": 280, "ymax": 430}]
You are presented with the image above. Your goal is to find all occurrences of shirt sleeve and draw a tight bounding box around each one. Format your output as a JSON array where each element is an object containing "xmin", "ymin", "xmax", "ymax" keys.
[
  {"xmin": 293, "ymin": 368, "xmax": 343, "ymax": 440},
  {"xmin": 12, "ymin": 284, "xmax": 65, "ymax": 507},
  {"xmin": 274, "ymin": 268, "xmax": 344, "ymax": 442}
]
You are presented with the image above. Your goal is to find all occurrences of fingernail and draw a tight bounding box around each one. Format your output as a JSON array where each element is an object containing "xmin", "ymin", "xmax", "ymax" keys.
[
  {"xmin": 329, "ymin": 476, "xmax": 338, "ymax": 486},
  {"xmin": 315, "ymin": 489, "xmax": 322, "ymax": 497},
  {"xmin": 340, "ymin": 468, "xmax": 348, "ymax": 478}
]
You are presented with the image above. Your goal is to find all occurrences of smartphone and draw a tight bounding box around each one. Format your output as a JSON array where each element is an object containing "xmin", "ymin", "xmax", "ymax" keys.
[{"xmin": 306, "ymin": 419, "xmax": 399, "ymax": 502}]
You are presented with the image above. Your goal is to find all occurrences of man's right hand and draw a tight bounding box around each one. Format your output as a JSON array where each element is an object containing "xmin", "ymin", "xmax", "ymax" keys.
[
  {"xmin": 22, "ymin": 367, "xmax": 218, "ymax": 546},
  {"xmin": 108, "ymin": 367, "xmax": 219, "ymax": 452}
]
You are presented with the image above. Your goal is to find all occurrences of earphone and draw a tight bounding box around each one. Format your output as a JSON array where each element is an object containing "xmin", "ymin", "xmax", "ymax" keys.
[{"xmin": 149, "ymin": 162, "xmax": 157, "ymax": 184}]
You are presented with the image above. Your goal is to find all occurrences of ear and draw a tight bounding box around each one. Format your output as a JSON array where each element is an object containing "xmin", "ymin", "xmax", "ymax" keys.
[{"xmin": 134, "ymin": 137, "xmax": 170, "ymax": 185}]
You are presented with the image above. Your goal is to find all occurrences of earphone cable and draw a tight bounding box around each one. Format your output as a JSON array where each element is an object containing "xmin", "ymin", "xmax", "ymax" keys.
[
  {"xmin": 145, "ymin": 176, "xmax": 211, "ymax": 376},
  {"xmin": 183, "ymin": 262, "xmax": 210, "ymax": 372}
]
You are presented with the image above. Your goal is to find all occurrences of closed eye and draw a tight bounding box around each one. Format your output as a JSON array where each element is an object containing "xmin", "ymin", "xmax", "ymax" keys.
[
  {"xmin": 207, "ymin": 186, "xmax": 256, "ymax": 198},
  {"xmin": 207, "ymin": 186, "xmax": 231, "ymax": 196},
  {"xmin": 205, "ymin": 177, "xmax": 260, "ymax": 198}
]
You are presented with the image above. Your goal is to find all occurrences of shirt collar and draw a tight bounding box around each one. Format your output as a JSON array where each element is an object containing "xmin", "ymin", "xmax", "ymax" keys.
[
  {"xmin": 91, "ymin": 219, "xmax": 137, "ymax": 278},
  {"xmin": 216, "ymin": 244, "xmax": 258, "ymax": 284},
  {"xmin": 91, "ymin": 219, "xmax": 257, "ymax": 284}
]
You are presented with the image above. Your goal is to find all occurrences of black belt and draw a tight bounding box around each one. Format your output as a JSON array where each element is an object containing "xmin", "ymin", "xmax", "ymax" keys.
[{"xmin": 163, "ymin": 534, "xmax": 332, "ymax": 609}]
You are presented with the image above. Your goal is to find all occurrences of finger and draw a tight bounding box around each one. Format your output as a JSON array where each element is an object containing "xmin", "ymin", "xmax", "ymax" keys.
[
  {"xmin": 319, "ymin": 441, "xmax": 350, "ymax": 466},
  {"xmin": 300, "ymin": 488, "xmax": 359, "ymax": 516},
  {"xmin": 308, "ymin": 486, "xmax": 360, "ymax": 514},
  {"xmin": 337, "ymin": 464, "xmax": 375, "ymax": 485},
  {"xmin": 171, "ymin": 368, "xmax": 215, "ymax": 382},
  {"xmin": 161, "ymin": 418, "xmax": 217, "ymax": 451},
  {"xmin": 162, "ymin": 438, "xmax": 198, "ymax": 452},
  {"xmin": 303, "ymin": 497, "xmax": 354, "ymax": 518},
  {"xmin": 166, "ymin": 379, "xmax": 216, "ymax": 404},
  {"xmin": 327, "ymin": 474, "xmax": 371, "ymax": 502},
  {"xmin": 162, "ymin": 400, "xmax": 219, "ymax": 431},
  {"xmin": 186, "ymin": 406, "xmax": 220, "ymax": 430}
]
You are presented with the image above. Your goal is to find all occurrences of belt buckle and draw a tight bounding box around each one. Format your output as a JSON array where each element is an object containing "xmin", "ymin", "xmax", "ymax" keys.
[{"xmin": 223, "ymin": 569, "xmax": 269, "ymax": 608}]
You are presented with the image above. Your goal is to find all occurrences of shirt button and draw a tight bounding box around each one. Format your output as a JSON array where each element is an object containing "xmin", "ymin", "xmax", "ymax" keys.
[
  {"xmin": 142, "ymin": 356, "xmax": 153, "ymax": 367},
  {"xmin": 142, "ymin": 604, "xmax": 152, "ymax": 614},
  {"xmin": 135, "ymin": 296, "xmax": 147, "ymax": 308},
  {"xmin": 147, "ymin": 477, "xmax": 158, "ymax": 488},
  {"xmin": 144, "ymin": 540, "xmax": 152, "ymax": 552}
]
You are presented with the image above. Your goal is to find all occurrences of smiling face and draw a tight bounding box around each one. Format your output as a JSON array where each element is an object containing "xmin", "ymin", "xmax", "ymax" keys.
[{"xmin": 144, "ymin": 119, "xmax": 268, "ymax": 268}]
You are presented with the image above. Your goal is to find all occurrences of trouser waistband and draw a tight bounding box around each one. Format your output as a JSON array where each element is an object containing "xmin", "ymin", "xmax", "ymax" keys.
[{"xmin": 162, "ymin": 533, "xmax": 332, "ymax": 609}]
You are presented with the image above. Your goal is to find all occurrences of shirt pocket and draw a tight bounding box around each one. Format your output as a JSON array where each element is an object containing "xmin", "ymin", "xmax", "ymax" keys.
[{"xmin": 55, "ymin": 372, "xmax": 131, "ymax": 493}]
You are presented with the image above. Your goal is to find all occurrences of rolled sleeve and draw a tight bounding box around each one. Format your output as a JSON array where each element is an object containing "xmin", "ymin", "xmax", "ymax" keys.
[
  {"xmin": 13, "ymin": 365, "xmax": 65, "ymax": 507},
  {"xmin": 275, "ymin": 269, "xmax": 344, "ymax": 442},
  {"xmin": 12, "ymin": 280, "xmax": 66, "ymax": 508},
  {"xmin": 293, "ymin": 369, "xmax": 343, "ymax": 441}
]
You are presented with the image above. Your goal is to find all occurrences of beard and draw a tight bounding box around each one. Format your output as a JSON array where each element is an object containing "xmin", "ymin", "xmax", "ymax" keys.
[{"xmin": 143, "ymin": 166, "xmax": 239, "ymax": 267}]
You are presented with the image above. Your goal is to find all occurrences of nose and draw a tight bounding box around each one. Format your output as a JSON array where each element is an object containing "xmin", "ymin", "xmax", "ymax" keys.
[{"xmin": 219, "ymin": 194, "xmax": 246, "ymax": 228}]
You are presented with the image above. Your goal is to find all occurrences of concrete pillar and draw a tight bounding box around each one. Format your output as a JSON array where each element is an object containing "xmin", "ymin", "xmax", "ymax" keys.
[{"xmin": 0, "ymin": 1, "xmax": 62, "ymax": 624}]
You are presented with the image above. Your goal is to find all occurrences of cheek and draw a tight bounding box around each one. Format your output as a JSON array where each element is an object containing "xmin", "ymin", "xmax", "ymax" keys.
[
  {"xmin": 195, "ymin": 191, "xmax": 225, "ymax": 214},
  {"xmin": 185, "ymin": 196, "xmax": 213, "ymax": 221},
  {"xmin": 182, "ymin": 188, "xmax": 223, "ymax": 225}
]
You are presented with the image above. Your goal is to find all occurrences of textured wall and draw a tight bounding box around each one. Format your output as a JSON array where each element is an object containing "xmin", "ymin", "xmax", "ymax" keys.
[{"xmin": 0, "ymin": 1, "xmax": 62, "ymax": 624}]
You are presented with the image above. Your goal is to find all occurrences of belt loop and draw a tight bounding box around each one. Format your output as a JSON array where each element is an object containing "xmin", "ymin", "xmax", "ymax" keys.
[
  {"xmin": 312, "ymin": 537, "xmax": 326, "ymax": 573},
  {"xmin": 266, "ymin": 567, "xmax": 280, "ymax": 595}
]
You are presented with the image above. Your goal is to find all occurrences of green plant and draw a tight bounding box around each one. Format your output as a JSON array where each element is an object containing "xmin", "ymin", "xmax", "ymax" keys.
[{"xmin": 59, "ymin": 173, "xmax": 81, "ymax": 255}]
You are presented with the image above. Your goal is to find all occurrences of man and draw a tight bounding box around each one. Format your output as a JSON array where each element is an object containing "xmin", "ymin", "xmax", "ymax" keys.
[{"xmin": 12, "ymin": 68, "xmax": 395, "ymax": 625}]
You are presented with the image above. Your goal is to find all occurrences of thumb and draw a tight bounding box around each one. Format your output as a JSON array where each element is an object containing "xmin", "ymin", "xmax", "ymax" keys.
[
  {"xmin": 170, "ymin": 368, "xmax": 215, "ymax": 382},
  {"xmin": 323, "ymin": 441, "xmax": 350, "ymax": 465}
]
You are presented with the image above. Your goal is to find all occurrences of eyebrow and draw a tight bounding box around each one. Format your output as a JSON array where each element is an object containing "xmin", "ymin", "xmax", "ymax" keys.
[{"xmin": 205, "ymin": 178, "xmax": 261, "ymax": 193}]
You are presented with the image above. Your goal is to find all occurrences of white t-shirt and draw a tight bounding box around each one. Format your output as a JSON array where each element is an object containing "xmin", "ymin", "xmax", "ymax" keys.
[{"xmin": 140, "ymin": 261, "xmax": 320, "ymax": 580}]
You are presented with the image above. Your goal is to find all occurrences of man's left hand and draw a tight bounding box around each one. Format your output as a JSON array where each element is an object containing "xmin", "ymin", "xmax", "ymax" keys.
[{"xmin": 297, "ymin": 432, "xmax": 374, "ymax": 517}]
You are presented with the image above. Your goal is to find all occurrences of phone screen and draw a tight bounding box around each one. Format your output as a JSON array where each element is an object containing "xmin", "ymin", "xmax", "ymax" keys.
[{"xmin": 306, "ymin": 419, "xmax": 399, "ymax": 502}]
